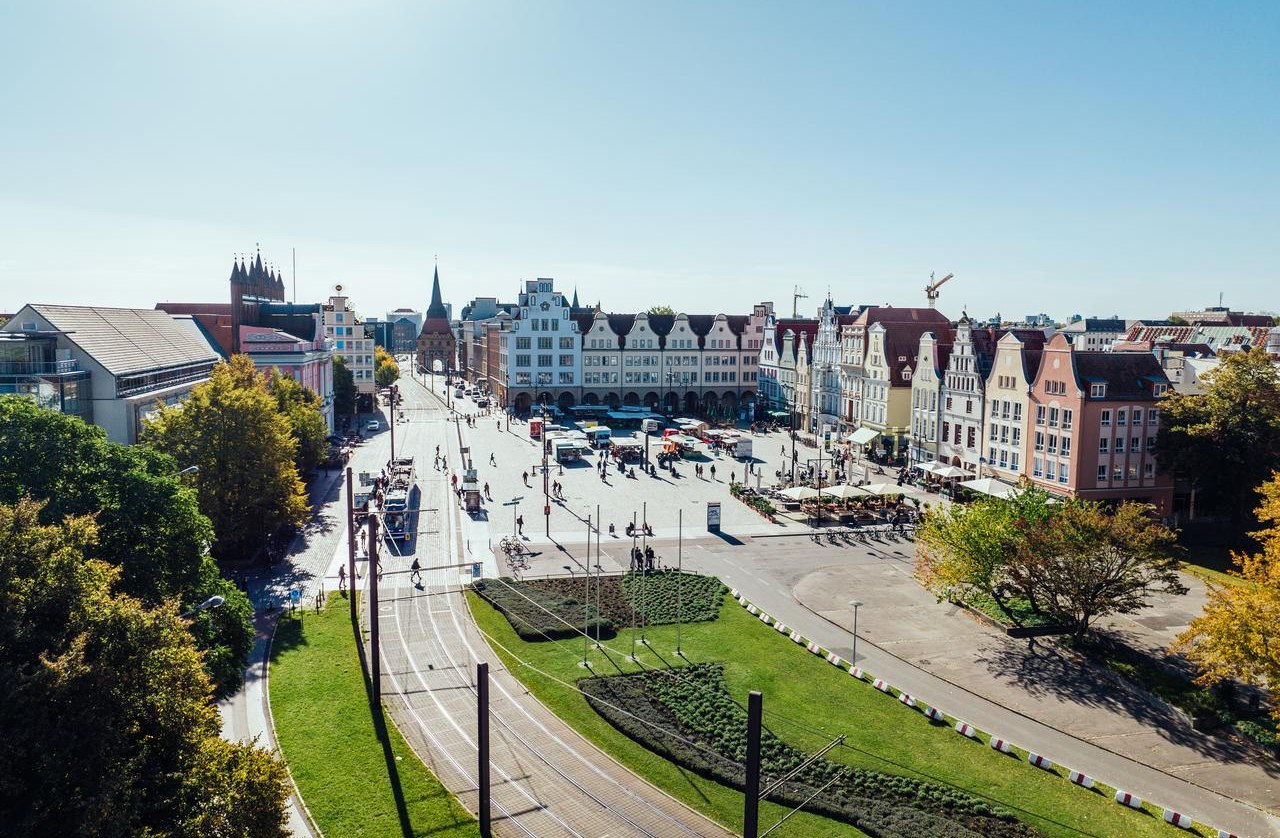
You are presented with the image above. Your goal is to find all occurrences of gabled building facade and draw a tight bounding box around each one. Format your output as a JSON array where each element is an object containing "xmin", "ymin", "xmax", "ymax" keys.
[
  {"xmin": 909, "ymin": 331, "xmax": 950, "ymax": 466},
  {"xmin": 983, "ymin": 332, "xmax": 1044, "ymax": 484},
  {"xmin": 416, "ymin": 266, "xmax": 457, "ymax": 378}
]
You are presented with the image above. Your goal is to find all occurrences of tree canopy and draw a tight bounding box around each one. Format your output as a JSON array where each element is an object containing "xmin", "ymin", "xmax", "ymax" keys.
[
  {"xmin": 1178, "ymin": 474, "xmax": 1280, "ymax": 719},
  {"xmin": 646, "ymin": 305, "xmax": 676, "ymax": 315},
  {"xmin": 0, "ymin": 395, "xmax": 253, "ymax": 695},
  {"xmin": 266, "ymin": 367, "xmax": 328, "ymax": 475},
  {"xmin": 916, "ymin": 489, "xmax": 1185, "ymax": 638},
  {"xmin": 333, "ymin": 355, "xmax": 356, "ymax": 419},
  {"xmin": 0, "ymin": 499, "xmax": 289, "ymax": 836},
  {"xmin": 374, "ymin": 346, "xmax": 400, "ymax": 387},
  {"xmin": 1157, "ymin": 348, "xmax": 1280, "ymax": 525},
  {"xmin": 143, "ymin": 355, "xmax": 309, "ymax": 562}
]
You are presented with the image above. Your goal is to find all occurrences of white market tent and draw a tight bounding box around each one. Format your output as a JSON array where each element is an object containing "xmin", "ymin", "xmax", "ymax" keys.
[
  {"xmin": 779, "ymin": 486, "xmax": 821, "ymax": 500},
  {"xmin": 915, "ymin": 461, "xmax": 942, "ymax": 475},
  {"xmin": 932, "ymin": 465, "xmax": 971, "ymax": 480}
]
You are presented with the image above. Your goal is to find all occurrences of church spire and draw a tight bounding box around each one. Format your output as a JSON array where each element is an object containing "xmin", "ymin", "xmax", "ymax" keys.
[
  {"xmin": 425, "ymin": 264, "xmax": 448, "ymax": 320},
  {"xmin": 572, "ymin": 287, "xmax": 580, "ymax": 310}
]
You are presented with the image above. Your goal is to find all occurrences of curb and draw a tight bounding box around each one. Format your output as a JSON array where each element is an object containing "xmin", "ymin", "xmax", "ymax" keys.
[
  {"xmin": 263, "ymin": 612, "xmax": 324, "ymax": 838},
  {"xmin": 726, "ymin": 590, "xmax": 1240, "ymax": 838}
]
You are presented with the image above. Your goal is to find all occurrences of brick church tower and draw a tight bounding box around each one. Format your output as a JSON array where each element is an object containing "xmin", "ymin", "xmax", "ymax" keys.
[{"xmin": 416, "ymin": 265, "xmax": 457, "ymax": 376}]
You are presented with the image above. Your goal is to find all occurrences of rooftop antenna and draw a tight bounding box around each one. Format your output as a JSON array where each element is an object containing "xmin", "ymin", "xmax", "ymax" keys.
[
  {"xmin": 792, "ymin": 285, "xmax": 809, "ymax": 318},
  {"xmin": 292, "ymin": 247, "xmax": 296, "ymax": 304}
]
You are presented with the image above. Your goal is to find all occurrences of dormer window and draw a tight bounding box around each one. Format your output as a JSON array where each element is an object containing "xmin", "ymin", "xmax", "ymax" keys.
[
  {"xmin": 1153, "ymin": 382, "xmax": 1168, "ymax": 396},
  {"xmin": 1090, "ymin": 383, "xmax": 1107, "ymax": 398}
]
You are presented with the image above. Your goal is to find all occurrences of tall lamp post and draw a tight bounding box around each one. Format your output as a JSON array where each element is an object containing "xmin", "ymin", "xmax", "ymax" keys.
[{"xmin": 850, "ymin": 599, "xmax": 863, "ymax": 665}]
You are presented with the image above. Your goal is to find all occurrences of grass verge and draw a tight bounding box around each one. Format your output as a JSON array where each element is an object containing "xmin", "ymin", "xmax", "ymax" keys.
[
  {"xmin": 468, "ymin": 588, "xmax": 1213, "ymax": 838},
  {"xmin": 269, "ymin": 598, "xmax": 480, "ymax": 838}
]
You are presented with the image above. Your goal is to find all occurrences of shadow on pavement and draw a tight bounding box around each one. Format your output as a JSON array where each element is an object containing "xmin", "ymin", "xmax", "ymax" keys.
[{"xmin": 975, "ymin": 633, "xmax": 1280, "ymax": 774}]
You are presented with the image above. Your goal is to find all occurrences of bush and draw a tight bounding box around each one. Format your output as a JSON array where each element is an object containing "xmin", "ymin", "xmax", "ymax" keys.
[{"xmin": 580, "ymin": 664, "xmax": 1041, "ymax": 838}]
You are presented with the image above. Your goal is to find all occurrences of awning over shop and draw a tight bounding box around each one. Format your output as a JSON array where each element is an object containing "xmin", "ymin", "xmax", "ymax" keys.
[
  {"xmin": 768, "ymin": 410, "xmax": 791, "ymax": 419},
  {"xmin": 849, "ymin": 427, "xmax": 879, "ymax": 445}
]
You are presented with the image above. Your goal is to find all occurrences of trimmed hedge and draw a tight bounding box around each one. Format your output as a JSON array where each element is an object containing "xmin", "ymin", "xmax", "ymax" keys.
[
  {"xmin": 580, "ymin": 664, "xmax": 1042, "ymax": 838},
  {"xmin": 474, "ymin": 573, "xmax": 725, "ymax": 641},
  {"xmin": 471, "ymin": 578, "xmax": 614, "ymax": 641}
]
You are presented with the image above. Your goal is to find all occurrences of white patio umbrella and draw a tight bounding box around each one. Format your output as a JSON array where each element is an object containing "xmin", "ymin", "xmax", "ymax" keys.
[
  {"xmin": 859, "ymin": 482, "xmax": 905, "ymax": 496},
  {"xmin": 915, "ymin": 461, "xmax": 941, "ymax": 475},
  {"xmin": 820, "ymin": 484, "xmax": 867, "ymax": 500},
  {"xmin": 779, "ymin": 485, "xmax": 821, "ymax": 500},
  {"xmin": 933, "ymin": 465, "xmax": 970, "ymax": 480}
]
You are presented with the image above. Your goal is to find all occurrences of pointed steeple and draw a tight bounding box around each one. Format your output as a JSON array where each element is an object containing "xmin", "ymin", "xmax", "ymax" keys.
[
  {"xmin": 571, "ymin": 287, "xmax": 580, "ymax": 310},
  {"xmin": 425, "ymin": 264, "xmax": 448, "ymax": 320}
]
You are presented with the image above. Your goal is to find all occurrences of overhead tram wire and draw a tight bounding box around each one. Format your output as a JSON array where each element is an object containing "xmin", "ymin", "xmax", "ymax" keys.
[{"xmin": 417, "ymin": 559, "xmax": 719, "ymax": 837}]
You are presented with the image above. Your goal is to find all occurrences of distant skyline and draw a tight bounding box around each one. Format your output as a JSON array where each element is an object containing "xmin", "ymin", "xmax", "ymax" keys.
[{"xmin": 2, "ymin": 2, "xmax": 1277, "ymax": 320}]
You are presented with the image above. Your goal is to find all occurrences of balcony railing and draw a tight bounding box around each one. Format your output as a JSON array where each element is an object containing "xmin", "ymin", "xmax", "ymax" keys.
[{"xmin": 0, "ymin": 359, "xmax": 80, "ymax": 375}]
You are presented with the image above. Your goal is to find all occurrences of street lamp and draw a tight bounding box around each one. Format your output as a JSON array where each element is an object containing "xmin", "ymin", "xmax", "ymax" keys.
[
  {"xmin": 172, "ymin": 465, "xmax": 199, "ymax": 478},
  {"xmin": 849, "ymin": 599, "xmax": 863, "ymax": 664},
  {"xmin": 181, "ymin": 595, "xmax": 224, "ymax": 619}
]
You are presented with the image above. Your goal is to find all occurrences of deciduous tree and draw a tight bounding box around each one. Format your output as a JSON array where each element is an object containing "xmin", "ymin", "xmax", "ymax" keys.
[
  {"xmin": 915, "ymin": 486, "xmax": 1054, "ymax": 616},
  {"xmin": 1013, "ymin": 500, "xmax": 1186, "ymax": 639},
  {"xmin": 1177, "ymin": 475, "xmax": 1280, "ymax": 718},
  {"xmin": 0, "ymin": 395, "xmax": 253, "ymax": 695},
  {"xmin": 143, "ymin": 356, "xmax": 308, "ymax": 562},
  {"xmin": 374, "ymin": 345, "xmax": 400, "ymax": 387},
  {"xmin": 266, "ymin": 368, "xmax": 327, "ymax": 475},
  {"xmin": 0, "ymin": 500, "xmax": 288, "ymax": 836},
  {"xmin": 1158, "ymin": 348, "xmax": 1280, "ymax": 525},
  {"xmin": 333, "ymin": 355, "xmax": 356, "ymax": 419}
]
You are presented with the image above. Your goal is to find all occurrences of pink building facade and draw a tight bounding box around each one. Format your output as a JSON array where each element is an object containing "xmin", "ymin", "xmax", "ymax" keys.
[{"xmin": 1025, "ymin": 334, "xmax": 1172, "ymax": 517}]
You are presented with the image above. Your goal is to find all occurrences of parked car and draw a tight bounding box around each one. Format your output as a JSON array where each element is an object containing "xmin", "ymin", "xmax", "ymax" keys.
[{"xmin": 366, "ymin": 420, "xmax": 381, "ymax": 432}]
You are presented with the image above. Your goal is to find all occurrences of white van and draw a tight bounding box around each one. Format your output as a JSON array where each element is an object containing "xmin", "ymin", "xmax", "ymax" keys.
[{"xmin": 641, "ymin": 418, "xmax": 661, "ymax": 434}]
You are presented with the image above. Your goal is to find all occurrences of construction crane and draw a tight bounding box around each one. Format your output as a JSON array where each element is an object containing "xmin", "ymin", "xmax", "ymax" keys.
[
  {"xmin": 792, "ymin": 285, "xmax": 809, "ymax": 318},
  {"xmin": 924, "ymin": 272, "xmax": 954, "ymax": 308}
]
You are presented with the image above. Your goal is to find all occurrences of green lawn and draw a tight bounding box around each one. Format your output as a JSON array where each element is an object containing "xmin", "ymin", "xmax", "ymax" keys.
[
  {"xmin": 469, "ymin": 589, "xmax": 1214, "ymax": 838},
  {"xmin": 269, "ymin": 599, "xmax": 480, "ymax": 838}
]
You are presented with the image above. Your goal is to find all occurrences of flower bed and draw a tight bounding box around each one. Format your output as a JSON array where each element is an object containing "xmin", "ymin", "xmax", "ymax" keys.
[
  {"xmin": 580, "ymin": 663, "xmax": 1043, "ymax": 838},
  {"xmin": 729, "ymin": 483, "xmax": 778, "ymax": 520},
  {"xmin": 472, "ymin": 573, "xmax": 725, "ymax": 641}
]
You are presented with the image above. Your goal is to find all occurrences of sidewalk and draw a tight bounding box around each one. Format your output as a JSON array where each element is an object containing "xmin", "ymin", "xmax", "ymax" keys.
[
  {"xmin": 216, "ymin": 464, "xmax": 361, "ymax": 838},
  {"xmin": 788, "ymin": 564, "xmax": 1280, "ymax": 837}
]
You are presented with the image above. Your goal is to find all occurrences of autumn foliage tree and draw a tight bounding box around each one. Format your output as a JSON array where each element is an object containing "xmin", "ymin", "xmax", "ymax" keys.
[
  {"xmin": 1158, "ymin": 348, "xmax": 1280, "ymax": 526},
  {"xmin": 1178, "ymin": 474, "xmax": 1280, "ymax": 718},
  {"xmin": 374, "ymin": 345, "xmax": 400, "ymax": 388},
  {"xmin": 0, "ymin": 500, "xmax": 288, "ymax": 836},
  {"xmin": 143, "ymin": 355, "xmax": 308, "ymax": 562}
]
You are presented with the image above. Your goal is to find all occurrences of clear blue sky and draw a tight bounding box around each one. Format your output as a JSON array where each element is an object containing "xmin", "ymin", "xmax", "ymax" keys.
[{"xmin": 2, "ymin": 1, "xmax": 1276, "ymax": 321}]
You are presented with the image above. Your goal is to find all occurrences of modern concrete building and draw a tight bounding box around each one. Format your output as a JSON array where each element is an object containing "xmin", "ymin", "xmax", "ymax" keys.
[
  {"xmin": 323, "ymin": 293, "xmax": 376, "ymax": 406},
  {"xmin": 386, "ymin": 309, "xmax": 423, "ymax": 354},
  {"xmin": 1, "ymin": 304, "xmax": 220, "ymax": 443},
  {"xmin": 1059, "ymin": 317, "xmax": 1127, "ymax": 351},
  {"xmin": 1025, "ymin": 334, "xmax": 1173, "ymax": 516}
]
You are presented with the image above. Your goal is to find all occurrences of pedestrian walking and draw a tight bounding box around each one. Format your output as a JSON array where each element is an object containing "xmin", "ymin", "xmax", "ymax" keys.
[
  {"xmin": 338, "ymin": 564, "xmax": 347, "ymax": 592},
  {"xmin": 483, "ymin": 481, "xmax": 490, "ymax": 498},
  {"xmin": 411, "ymin": 557, "xmax": 422, "ymax": 584},
  {"xmin": 522, "ymin": 470, "xmax": 529, "ymax": 486},
  {"xmin": 709, "ymin": 464, "xmax": 717, "ymax": 480},
  {"xmin": 490, "ymin": 453, "xmax": 496, "ymax": 466},
  {"xmin": 516, "ymin": 514, "xmax": 524, "ymax": 535}
]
